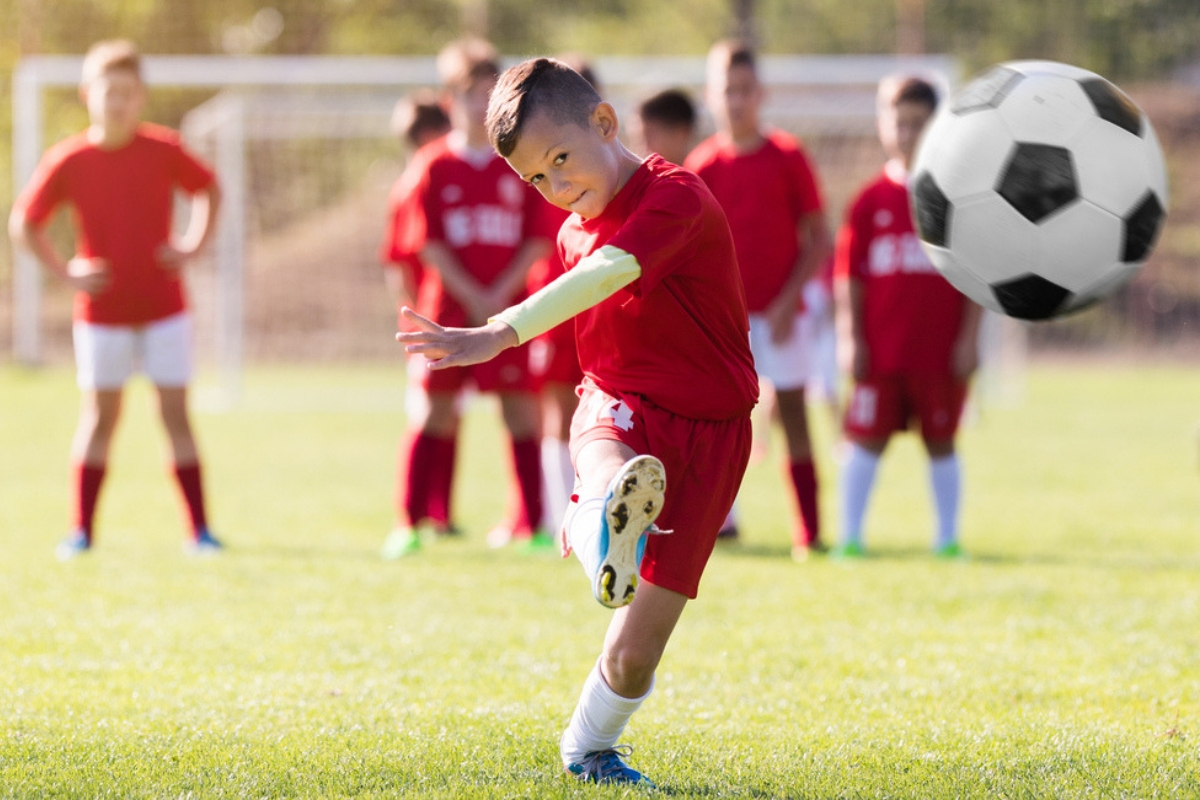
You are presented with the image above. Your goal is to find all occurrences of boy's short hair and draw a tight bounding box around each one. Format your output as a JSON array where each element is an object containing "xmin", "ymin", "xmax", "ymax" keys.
[
  {"xmin": 878, "ymin": 75, "xmax": 940, "ymax": 113},
  {"xmin": 436, "ymin": 37, "xmax": 500, "ymax": 94},
  {"xmin": 81, "ymin": 39, "xmax": 141, "ymax": 86},
  {"xmin": 707, "ymin": 38, "xmax": 757, "ymax": 77},
  {"xmin": 554, "ymin": 53, "xmax": 600, "ymax": 92},
  {"xmin": 638, "ymin": 88, "xmax": 696, "ymax": 130},
  {"xmin": 486, "ymin": 58, "xmax": 603, "ymax": 158},
  {"xmin": 391, "ymin": 89, "xmax": 451, "ymax": 148}
]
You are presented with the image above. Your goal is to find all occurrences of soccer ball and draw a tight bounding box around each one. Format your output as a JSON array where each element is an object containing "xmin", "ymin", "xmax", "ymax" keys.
[{"xmin": 910, "ymin": 60, "xmax": 1168, "ymax": 320}]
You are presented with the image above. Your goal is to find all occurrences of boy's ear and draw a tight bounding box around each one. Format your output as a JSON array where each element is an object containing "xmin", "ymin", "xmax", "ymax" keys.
[{"xmin": 592, "ymin": 102, "xmax": 620, "ymax": 143}]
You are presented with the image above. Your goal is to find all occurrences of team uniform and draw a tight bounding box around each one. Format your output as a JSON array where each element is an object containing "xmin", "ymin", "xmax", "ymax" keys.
[
  {"xmin": 380, "ymin": 142, "xmax": 435, "ymax": 329},
  {"xmin": 685, "ymin": 128, "xmax": 825, "ymax": 548},
  {"xmin": 391, "ymin": 135, "xmax": 553, "ymax": 536},
  {"xmin": 15, "ymin": 123, "xmax": 216, "ymax": 388},
  {"xmin": 559, "ymin": 154, "xmax": 758, "ymax": 598},
  {"xmin": 835, "ymin": 164, "xmax": 970, "ymax": 442}
]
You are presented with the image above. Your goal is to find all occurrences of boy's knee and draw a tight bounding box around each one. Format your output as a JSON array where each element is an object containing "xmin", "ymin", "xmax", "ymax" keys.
[{"xmin": 601, "ymin": 644, "xmax": 660, "ymax": 693}]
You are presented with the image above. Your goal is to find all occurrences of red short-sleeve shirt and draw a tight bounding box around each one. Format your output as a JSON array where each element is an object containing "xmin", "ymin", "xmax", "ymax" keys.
[
  {"xmin": 558, "ymin": 155, "xmax": 759, "ymax": 421},
  {"xmin": 685, "ymin": 130, "xmax": 824, "ymax": 312},
  {"xmin": 16, "ymin": 123, "xmax": 217, "ymax": 325}
]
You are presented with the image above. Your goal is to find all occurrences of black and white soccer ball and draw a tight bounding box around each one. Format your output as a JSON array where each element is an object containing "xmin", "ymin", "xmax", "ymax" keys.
[{"xmin": 910, "ymin": 60, "xmax": 1168, "ymax": 320}]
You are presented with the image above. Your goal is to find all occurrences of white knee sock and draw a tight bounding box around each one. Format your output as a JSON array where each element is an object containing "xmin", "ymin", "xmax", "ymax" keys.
[
  {"xmin": 840, "ymin": 444, "xmax": 881, "ymax": 547},
  {"xmin": 929, "ymin": 454, "xmax": 961, "ymax": 548},
  {"xmin": 541, "ymin": 437, "xmax": 574, "ymax": 532},
  {"xmin": 565, "ymin": 495, "xmax": 605, "ymax": 579},
  {"xmin": 560, "ymin": 659, "xmax": 653, "ymax": 767}
]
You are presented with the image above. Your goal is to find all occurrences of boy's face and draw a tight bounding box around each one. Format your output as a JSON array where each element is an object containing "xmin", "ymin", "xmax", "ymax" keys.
[
  {"xmin": 81, "ymin": 68, "xmax": 145, "ymax": 135},
  {"xmin": 453, "ymin": 74, "xmax": 497, "ymax": 128},
  {"xmin": 708, "ymin": 63, "xmax": 762, "ymax": 138},
  {"xmin": 878, "ymin": 99, "xmax": 934, "ymax": 167},
  {"xmin": 638, "ymin": 119, "xmax": 692, "ymax": 166},
  {"xmin": 505, "ymin": 104, "xmax": 622, "ymax": 220}
]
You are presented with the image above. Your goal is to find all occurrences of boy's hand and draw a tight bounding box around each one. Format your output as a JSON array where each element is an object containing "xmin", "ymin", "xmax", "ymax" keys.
[
  {"xmin": 66, "ymin": 257, "xmax": 111, "ymax": 296},
  {"xmin": 396, "ymin": 307, "xmax": 519, "ymax": 369},
  {"xmin": 156, "ymin": 242, "xmax": 192, "ymax": 272}
]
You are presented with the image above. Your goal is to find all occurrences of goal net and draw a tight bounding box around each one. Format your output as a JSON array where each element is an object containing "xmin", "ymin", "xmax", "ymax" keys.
[{"xmin": 10, "ymin": 53, "xmax": 1024, "ymax": 407}]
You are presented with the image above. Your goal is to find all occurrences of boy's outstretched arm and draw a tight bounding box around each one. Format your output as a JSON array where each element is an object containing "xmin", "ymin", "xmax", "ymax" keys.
[
  {"xmin": 396, "ymin": 308, "xmax": 518, "ymax": 369},
  {"xmin": 398, "ymin": 244, "xmax": 642, "ymax": 369}
]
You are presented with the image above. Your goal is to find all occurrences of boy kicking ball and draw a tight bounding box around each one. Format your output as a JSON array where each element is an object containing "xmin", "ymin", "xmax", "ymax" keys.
[{"xmin": 397, "ymin": 57, "xmax": 758, "ymax": 785}]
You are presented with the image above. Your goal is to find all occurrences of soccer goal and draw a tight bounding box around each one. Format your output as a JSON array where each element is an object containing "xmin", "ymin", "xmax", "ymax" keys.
[{"xmin": 12, "ymin": 52, "xmax": 1022, "ymax": 408}]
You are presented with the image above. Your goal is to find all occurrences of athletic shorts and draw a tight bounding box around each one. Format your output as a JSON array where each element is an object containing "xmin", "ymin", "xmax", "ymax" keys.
[
  {"xmin": 528, "ymin": 322, "xmax": 583, "ymax": 388},
  {"xmin": 415, "ymin": 342, "xmax": 535, "ymax": 394},
  {"xmin": 843, "ymin": 373, "xmax": 968, "ymax": 443},
  {"xmin": 748, "ymin": 312, "xmax": 811, "ymax": 392},
  {"xmin": 73, "ymin": 312, "xmax": 193, "ymax": 391},
  {"xmin": 569, "ymin": 378, "xmax": 752, "ymax": 599}
]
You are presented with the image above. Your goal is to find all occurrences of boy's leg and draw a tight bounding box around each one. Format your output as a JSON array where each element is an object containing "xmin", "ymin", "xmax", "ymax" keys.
[
  {"xmin": 156, "ymin": 385, "xmax": 215, "ymax": 547},
  {"xmin": 566, "ymin": 439, "xmax": 664, "ymax": 608},
  {"xmin": 776, "ymin": 385, "xmax": 821, "ymax": 550},
  {"xmin": 540, "ymin": 382, "xmax": 578, "ymax": 533},
  {"xmin": 838, "ymin": 439, "xmax": 884, "ymax": 553},
  {"xmin": 496, "ymin": 391, "xmax": 543, "ymax": 540},
  {"xmin": 386, "ymin": 391, "xmax": 459, "ymax": 557},
  {"xmin": 561, "ymin": 582, "xmax": 687, "ymax": 778},
  {"xmin": 924, "ymin": 438, "xmax": 961, "ymax": 555},
  {"xmin": 69, "ymin": 389, "xmax": 123, "ymax": 549}
]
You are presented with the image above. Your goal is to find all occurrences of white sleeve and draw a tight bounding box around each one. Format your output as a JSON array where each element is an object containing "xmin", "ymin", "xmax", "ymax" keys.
[{"xmin": 490, "ymin": 245, "xmax": 641, "ymax": 345}]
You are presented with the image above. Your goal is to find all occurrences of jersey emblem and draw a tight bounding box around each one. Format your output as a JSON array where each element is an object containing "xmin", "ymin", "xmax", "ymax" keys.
[
  {"xmin": 874, "ymin": 209, "xmax": 893, "ymax": 228},
  {"xmin": 606, "ymin": 400, "xmax": 635, "ymax": 432}
]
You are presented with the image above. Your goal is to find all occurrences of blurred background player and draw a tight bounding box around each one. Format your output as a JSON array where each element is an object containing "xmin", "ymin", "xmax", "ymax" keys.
[
  {"xmin": 381, "ymin": 88, "xmax": 451, "ymax": 314},
  {"xmin": 380, "ymin": 37, "xmax": 554, "ymax": 559},
  {"xmin": 633, "ymin": 87, "xmax": 697, "ymax": 166},
  {"xmin": 685, "ymin": 39, "xmax": 833, "ymax": 559},
  {"xmin": 9, "ymin": 40, "xmax": 223, "ymax": 559},
  {"xmin": 833, "ymin": 75, "xmax": 982, "ymax": 559},
  {"xmin": 516, "ymin": 54, "xmax": 600, "ymax": 545}
]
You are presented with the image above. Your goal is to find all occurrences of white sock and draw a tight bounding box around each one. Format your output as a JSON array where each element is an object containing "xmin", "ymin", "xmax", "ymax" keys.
[
  {"xmin": 561, "ymin": 659, "xmax": 653, "ymax": 766},
  {"xmin": 720, "ymin": 500, "xmax": 738, "ymax": 531},
  {"xmin": 929, "ymin": 454, "xmax": 961, "ymax": 548},
  {"xmin": 541, "ymin": 437, "xmax": 574, "ymax": 532},
  {"xmin": 565, "ymin": 495, "xmax": 606, "ymax": 580},
  {"xmin": 840, "ymin": 444, "xmax": 880, "ymax": 547}
]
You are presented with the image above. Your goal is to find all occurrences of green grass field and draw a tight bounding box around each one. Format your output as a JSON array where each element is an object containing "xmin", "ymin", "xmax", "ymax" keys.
[{"xmin": 1, "ymin": 362, "xmax": 1198, "ymax": 799}]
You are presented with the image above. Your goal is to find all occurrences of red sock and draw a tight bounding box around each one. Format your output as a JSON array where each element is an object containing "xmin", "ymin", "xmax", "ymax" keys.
[
  {"xmin": 427, "ymin": 435, "xmax": 457, "ymax": 528},
  {"xmin": 173, "ymin": 462, "xmax": 209, "ymax": 538},
  {"xmin": 510, "ymin": 437, "xmax": 543, "ymax": 536},
  {"xmin": 789, "ymin": 459, "xmax": 820, "ymax": 547},
  {"xmin": 72, "ymin": 463, "xmax": 106, "ymax": 544}
]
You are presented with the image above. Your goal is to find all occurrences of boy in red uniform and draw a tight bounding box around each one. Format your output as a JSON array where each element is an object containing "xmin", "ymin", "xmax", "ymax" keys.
[
  {"xmin": 833, "ymin": 75, "xmax": 982, "ymax": 558},
  {"xmin": 633, "ymin": 87, "xmax": 697, "ymax": 167},
  {"xmin": 685, "ymin": 39, "xmax": 833, "ymax": 558},
  {"xmin": 398, "ymin": 58, "xmax": 757, "ymax": 785},
  {"xmin": 9, "ymin": 40, "xmax": 222, "ymax": 559},
  {"xmin": 380, "ymin": 38, "xmax": 553, "ymax": 559}
]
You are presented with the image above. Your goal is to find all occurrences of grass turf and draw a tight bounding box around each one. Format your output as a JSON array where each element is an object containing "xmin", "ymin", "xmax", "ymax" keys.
[{"xmin": 1, "ymin": 362, "xmax": 1197, "ymax": 798}]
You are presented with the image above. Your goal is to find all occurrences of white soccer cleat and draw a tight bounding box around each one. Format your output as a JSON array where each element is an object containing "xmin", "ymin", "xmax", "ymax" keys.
[{"xmin": 593, "ymin": 455, "xmax": 666, "ymax": 609}]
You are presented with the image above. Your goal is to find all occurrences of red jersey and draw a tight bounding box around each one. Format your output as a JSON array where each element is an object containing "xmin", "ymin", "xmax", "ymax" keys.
[
  {"xmin": 684, "ymin": 130, "xmax": 824, "ymax": 312},
  {"xmin": 834, "ymin": 166, "xmax": 967, "ymax": 376},
  {"xmin": 396, "ymin": 136, "xmax": 553, "ymax": 327},
  {"xmin": 559, "ymin": 155, "xmax": 758, "ymax": 421},
  {"xmin": 15, "ymin": 123, "xmax": 217, "ymax": 325}
]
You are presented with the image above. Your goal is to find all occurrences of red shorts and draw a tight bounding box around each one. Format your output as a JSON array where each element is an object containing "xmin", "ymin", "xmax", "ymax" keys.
[
  {"xmin": 843, "ymin": 373, "xmax": 968, "ymax": 443},
  {"xmin": 415, "ymin": 344, "xmax": 535, "ymax": 394},
  {"xmin": 570, "ymin": 379, "xmax": 752, "ymax": 599},
  {"xmin": 528, "ymin": 322, "xmax": 582, "ymax": 388}
]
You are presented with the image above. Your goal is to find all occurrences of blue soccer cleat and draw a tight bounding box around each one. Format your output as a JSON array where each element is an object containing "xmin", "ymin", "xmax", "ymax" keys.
[
  {"xmin": 593, "ymin": 455, "xmax": 666, "ymax": 609},
  {"xmin": 55, "ymin": 529, "xmax": 90, "ymax": 561},
  {"xmin": 185, "ymin": 528, "xmax": 224, "ymax": 556},
  {"xmin": 566, "ymin": 745, "xmax": 655, "ymax": 787}
]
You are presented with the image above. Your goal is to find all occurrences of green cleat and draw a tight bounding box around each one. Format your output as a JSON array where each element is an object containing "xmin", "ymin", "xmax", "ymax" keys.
[
  {"xmin": 830, "ymin": 541, "xmax": 866, "ymax": 560},
  {"xmin": 381, "ymin": 527, "xmax": 420, "ymax": 560},
  {"xmin": 934, "ymin": 542, "xmax": 966, "ymax": 560}
]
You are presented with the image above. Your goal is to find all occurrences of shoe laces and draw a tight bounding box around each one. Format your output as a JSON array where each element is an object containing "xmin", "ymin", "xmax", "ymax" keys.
[{"xmin": 568, "ymin": 745, "xmax": 650, "ymax": 784}]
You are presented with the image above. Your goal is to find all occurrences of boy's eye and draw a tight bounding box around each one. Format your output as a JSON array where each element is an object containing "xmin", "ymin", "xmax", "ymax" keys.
[
  {"xmin": 553, "ymin": 153, "xmax": 567, "ymax": 166},
  {"xmin": 529, "ymin": 174, "xmax": 544, "ymax": 186}
]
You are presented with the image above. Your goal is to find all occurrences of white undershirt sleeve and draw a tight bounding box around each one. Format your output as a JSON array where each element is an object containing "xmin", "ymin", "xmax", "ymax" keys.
[{"xmin": 490, "ymin": 245, "xmax": 641, "ymax": 345}]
